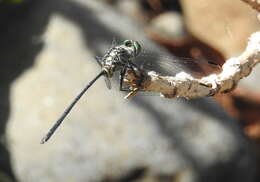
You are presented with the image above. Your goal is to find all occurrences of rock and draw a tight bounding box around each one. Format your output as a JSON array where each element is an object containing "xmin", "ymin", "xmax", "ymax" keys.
[
  {"xmin": 1, "ymin": 0, "xmax": 257, "ymax": 182},
  {"xmin": 149, "ymin": 12, "xmax": 186, "ymax": 39}
]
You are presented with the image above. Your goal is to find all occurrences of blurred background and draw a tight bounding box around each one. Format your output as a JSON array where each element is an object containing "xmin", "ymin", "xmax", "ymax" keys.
[{"xmin": 0, "ymin": 0, "xmax": 259, "ymax": 182}]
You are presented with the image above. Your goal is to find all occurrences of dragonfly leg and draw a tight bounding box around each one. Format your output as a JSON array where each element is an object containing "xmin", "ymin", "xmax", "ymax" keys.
[
  {"xmin": 120, "ymin": 67, "xmax": 130, "ymax": 91},
  {"xmin": 129, "ymin": 61, "xmax": 142, "ymax": 76},
  {"xmin": 127, "ymin": 62, "xmax": 144, "ymax": 89}
]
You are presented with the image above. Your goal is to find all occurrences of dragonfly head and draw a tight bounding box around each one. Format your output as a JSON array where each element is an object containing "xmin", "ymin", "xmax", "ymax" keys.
[{"xmin": 123, "ymin": 40, "xmax": 141, "ymax": 57}]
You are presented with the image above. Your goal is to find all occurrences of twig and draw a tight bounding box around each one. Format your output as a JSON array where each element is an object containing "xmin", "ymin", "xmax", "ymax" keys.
[
  {"xmin": 125, "ymin": 32, "xmax": 260, "ymax": 99},
  {"xmin": 241, "ymin": 0, "xmax": 260, "ymax": 12}
]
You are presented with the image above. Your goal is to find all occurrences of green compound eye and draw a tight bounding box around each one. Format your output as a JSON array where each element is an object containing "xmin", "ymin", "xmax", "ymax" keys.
[
  {"xmin": 123, "ymin": 40, "xmax": 142, "ymax": 56},
  {"xmin": 123, "ymin": 40, "xmax": 132, "ymax": 47},
  {"xmin": 133, "ymin": 41, "xmax": 141, "ymax": 56}
]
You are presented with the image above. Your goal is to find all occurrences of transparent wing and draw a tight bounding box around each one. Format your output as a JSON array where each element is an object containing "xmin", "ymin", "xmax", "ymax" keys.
[
  {"xmin": 104, "ymin": 77, "xmax": 112, "ymax": 90},
  {"xmin": 110, "ymin": 37, "xmax": 118, "ymax": 48},
  {"xmin": 135, "ymin": 52, "xmax": 221, "ymax": 78}
]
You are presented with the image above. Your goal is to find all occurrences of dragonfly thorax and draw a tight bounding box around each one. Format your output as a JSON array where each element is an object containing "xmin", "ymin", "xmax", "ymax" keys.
[{"xmin": 101, "ymin": 40, "xmax": 142, "ymax": 78}]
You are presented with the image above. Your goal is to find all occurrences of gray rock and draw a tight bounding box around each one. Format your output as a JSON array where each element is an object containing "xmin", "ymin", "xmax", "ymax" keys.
[{"xmin": 1, "ymin": 0, "xmax": 257, "ymax": 182}]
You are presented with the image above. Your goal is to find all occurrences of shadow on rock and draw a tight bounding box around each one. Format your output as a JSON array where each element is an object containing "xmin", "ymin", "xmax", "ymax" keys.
[{"xmin": 0, "ymin": 0, "xmax": 52, "ymax": 180}]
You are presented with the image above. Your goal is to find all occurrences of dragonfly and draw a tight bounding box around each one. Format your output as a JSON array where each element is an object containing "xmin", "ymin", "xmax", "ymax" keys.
[{"xmin": 40, "ymin": 39, "xmax": 221, "ymax": 144}]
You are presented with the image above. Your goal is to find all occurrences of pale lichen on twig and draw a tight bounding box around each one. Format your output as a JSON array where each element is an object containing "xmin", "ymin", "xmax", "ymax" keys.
[{"xmin": 125, "ymin": 31, "xmax": 260, "ymax": 99}]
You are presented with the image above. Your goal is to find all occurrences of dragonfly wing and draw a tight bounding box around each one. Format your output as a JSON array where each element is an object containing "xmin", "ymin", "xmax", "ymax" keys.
[
  {"xmin": 110, "ymin": 37, "xmax": 118, "ymax": 48},
  {"xmin": 104, "ymin": 76, "xmax": 112, "ymax": 89},
  {"xmin": 135, "ymin": 53, "xmax": 221, "ymax": 78}
]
